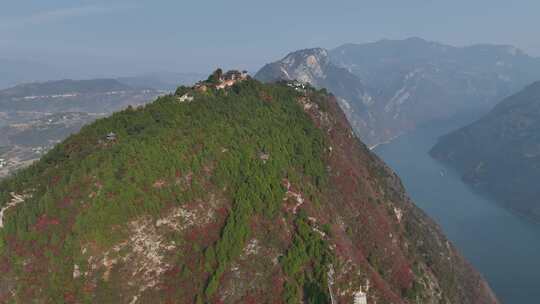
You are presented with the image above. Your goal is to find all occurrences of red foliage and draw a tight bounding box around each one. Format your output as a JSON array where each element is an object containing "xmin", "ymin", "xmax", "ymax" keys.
[
  {"xmin": 60, "ymin": 196, "xmax": 73, "ymax": 208},
  {"xmin": 391, "ymin": 262, "xmax": 414, "ymax": 290},
  {"xmin": 214, "ymin": 297, "xmax": 227, "ymax": 304},
  {"xmin": 50, "ymin": 175, "xmax": 61, "ymax": 186},
  {"xmin": 83, "ymin": 283, "xmax": 96, "ymax": 294},
  {"xmin": 260, "ymin": 91, "xmax": 273, "ymax": 103},
  {"xmin": 216, "ymin": 206, "xmax": 229, "ymax": 218},
  {"xmin": 369, "ymin": 271, "xmax": 405, "ymax": 304},
  {"xmin": 63, "ymin": 292, "xmax": 76, "ymax": 303},
  {"xmin": 0, "ymin": 257, "xmax": 11, "ymax": 273},
  {"xmin": 34, "ymin": 215, "xmax": 60, "ymax": 231},
  {"xmin": 23, "ymin": 261, "xmax": 37, "ymax": 273},
  {"xmin": 243, "ymin": 293, "xmax": 259, "ymax": 304},
  {"xmin": 271, "ymin": 274, "xmax": 285, "ymax": 299},
  {"xmin": 309, "ymin": 96, "xmax": 414, "ymax": 303}
]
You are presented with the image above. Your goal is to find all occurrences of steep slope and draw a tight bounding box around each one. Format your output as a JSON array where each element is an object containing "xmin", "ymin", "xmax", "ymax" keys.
[
  {"xmin": 256, "ymin": 38, "xmax": 540, "ymax": 147},
  {"xmin": 255, "ymin": 48, "xmax": 370, "ymax": 105},
  {"xmin": 0, "ymin": 112, "xmax": 105, "ymax": 179},
  {"xmin": 431, "ymin": 81, "xmax": 540, "ymax": 220},
  {"xmin": 0, "ymin": 72, "xmax": 498, "ymax": 303},
  {"xmin": 255, "ymin": 48, "xmax": 377, "ymax": 145}
]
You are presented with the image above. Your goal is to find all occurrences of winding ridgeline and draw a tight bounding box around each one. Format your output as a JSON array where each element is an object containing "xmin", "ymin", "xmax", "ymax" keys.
[
  {"xmin": 256, "ymin": 38, "xmax": 540, "ymax": 147},
  {"xmin": 0, "ymin": 71, "xmax": 498, "ymax": 303}
]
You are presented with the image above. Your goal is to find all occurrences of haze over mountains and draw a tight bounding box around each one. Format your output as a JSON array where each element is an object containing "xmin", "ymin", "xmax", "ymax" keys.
[
  {"xmin": 0, "ymin": 58, "xmax": 204, "ymax": 91},
  {"xmin": 4, "ymin": 0, "xmax": 540, "ymax": 302},
  {"xmin": 0, "ymin": 79, "xmax": 158, "ymax": 113},
  {"xmin": 0, "ymin": 58, "xmax": 64, "ymax": 90},
  {"xmin": 0, "ymin": 79, "xmax": 162, "ymax": 179},
  {"xmin": 256, "ymin": 37, "xmax": 540, "ymax": 146},
  {"xmin": 117, "ymin": 72, "xmax": 206, "ymax": 91},
  {"xmin": 2, "ymin": 36, "xmax": 540, "ymax": 303},
  {"xmin": 431, "ymin": 81, "xmax": 540, "ymax": 220}
]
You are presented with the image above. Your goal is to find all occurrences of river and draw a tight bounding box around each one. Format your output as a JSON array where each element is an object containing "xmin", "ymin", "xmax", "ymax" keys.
[{"xmin": 374, "ymin": 115, "xmax": 540, "ymax": 304}]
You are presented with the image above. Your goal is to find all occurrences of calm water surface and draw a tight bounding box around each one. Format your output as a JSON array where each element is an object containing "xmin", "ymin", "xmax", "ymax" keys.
[{"xmin": 375, "ymin": 117, "xmax": 540, "ymax": 304}]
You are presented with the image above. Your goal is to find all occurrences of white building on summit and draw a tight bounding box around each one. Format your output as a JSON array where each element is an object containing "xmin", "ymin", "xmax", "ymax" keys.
[
  {"xmin": 353, "ymin": 291, "xmax": 367, "ymax": 304},
  {"xmin": 178, "ymin": 93, "xmax": 194, "ymax": 103},
  {"xmin": 106, "ymin": 132, "xmax": 117, "ymax": 141}
]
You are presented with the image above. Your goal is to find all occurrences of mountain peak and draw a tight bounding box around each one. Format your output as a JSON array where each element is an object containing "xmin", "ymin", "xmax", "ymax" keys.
[
  {"xmin": 255, "ymin": 48, "xmax": 331, "ymax": 86},
  {"xmin": 282, "ymin": 47, "xmax": 329, "ymax": 63},
  {"xmin": 0, "ymin": 76, "xmax": 498, "ymax": 303},
  {"xmin": 262, "ymin": 39, "xmax": 540, "ymax": 148},
  {"xmin": 279, "ymin": 48, "xmax": 330, "ymax": 76},
  {"xmin": 404, "ymin": 36, "xmax": 427, "ymax": 42}
]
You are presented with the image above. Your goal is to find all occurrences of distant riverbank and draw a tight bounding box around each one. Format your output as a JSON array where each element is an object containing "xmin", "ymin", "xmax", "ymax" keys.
[
  {"xmin": 374, "ymin": 115, "xmax": 540, "ymax": 304},
  {"xmin": 368, "ymin": 135, "xmax": 401, "ymax": 150}
]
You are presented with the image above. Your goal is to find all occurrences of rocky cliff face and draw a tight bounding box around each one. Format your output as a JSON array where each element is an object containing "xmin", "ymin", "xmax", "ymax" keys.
[
  {"xmin": 256, "ymin": 38, "xmax": 540, "ymax": 147},
  {"xmin": 256, "ymin": 48, "xmax": 376, "ymax": 146},
  {"xmin": 431, "ymin": 81, "xmax": 540, "ymax": 220},
  {"xmin": 0, "ymin": 74, "xmax": 498, "ymax": 303}
]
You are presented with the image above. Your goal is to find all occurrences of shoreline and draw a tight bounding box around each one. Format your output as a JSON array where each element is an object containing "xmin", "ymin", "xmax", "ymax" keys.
[{"xmin": 368, "ymin": 134, "xmax": 401, "ymax": 151}]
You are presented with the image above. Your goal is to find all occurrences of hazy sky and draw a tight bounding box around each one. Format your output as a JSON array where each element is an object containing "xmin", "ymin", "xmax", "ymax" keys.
[{"xmin": 2, "ymin": 0, "xmax": 539, "ymax": 78}]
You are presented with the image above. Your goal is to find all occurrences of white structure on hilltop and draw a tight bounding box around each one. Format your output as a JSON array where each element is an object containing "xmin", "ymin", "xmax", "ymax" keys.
[
  {"xmin": 353, "ymin": 290, "xmax": 367, "ymax": 304},
  {"xmin": 287, "ymin": 80, "xmax": 308, "ymax": 92},
  {"xmin": 178, "ymin": 93, "xmax": 194, "ymax": 103},
  {"xmin": 106, "ymin": 132, "xmax": 117, "ymax": 141}
]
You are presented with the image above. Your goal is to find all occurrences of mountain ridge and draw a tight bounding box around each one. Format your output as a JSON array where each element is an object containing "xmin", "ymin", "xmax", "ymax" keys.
[
  {"xmin": 0, "ymin": 72, "xmax": 498, "ymax": 303},
  {"xmin": 430, "ymin": 81, "xmax": 540, "ymax": 220},
  {"xmin": 256, "ymin": 38, "xmax": 540, "ymax": 146}
]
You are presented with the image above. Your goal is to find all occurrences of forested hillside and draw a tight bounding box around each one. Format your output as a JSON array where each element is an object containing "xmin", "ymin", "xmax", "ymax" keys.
[
  {"xmin": 0, "ymin": 79, "xmax": 161, "ymax": 180},
  {"xmin": 0, "ymin": 72, "xmax": 497, "ymax": 303}
]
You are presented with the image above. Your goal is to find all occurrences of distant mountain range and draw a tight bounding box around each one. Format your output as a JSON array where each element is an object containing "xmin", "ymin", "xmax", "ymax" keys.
[
  {"xmin": 431, "ymin": 81, "xmax": 540, "ymax": 220},
  {"xmin": 0, "ymin": 57, "xmax": 204, "ymax": 91},
  {"xmin": 0, "ymin": 78, "xmax": 132, "ymax": 98},
  {"xmin": 256, "ymin": 37, "xmax": 540, "ymax": 146},
  {"xmin": 0, "ymin": 58, "xmax": 64, "ymax": 89},
  {"xmin": 117, "ymin": 72, "xmax": 205, "ymax": 91},
  {"xmin": 0, "ymin": 78, "xmax": 160, "ymax": 114}
]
